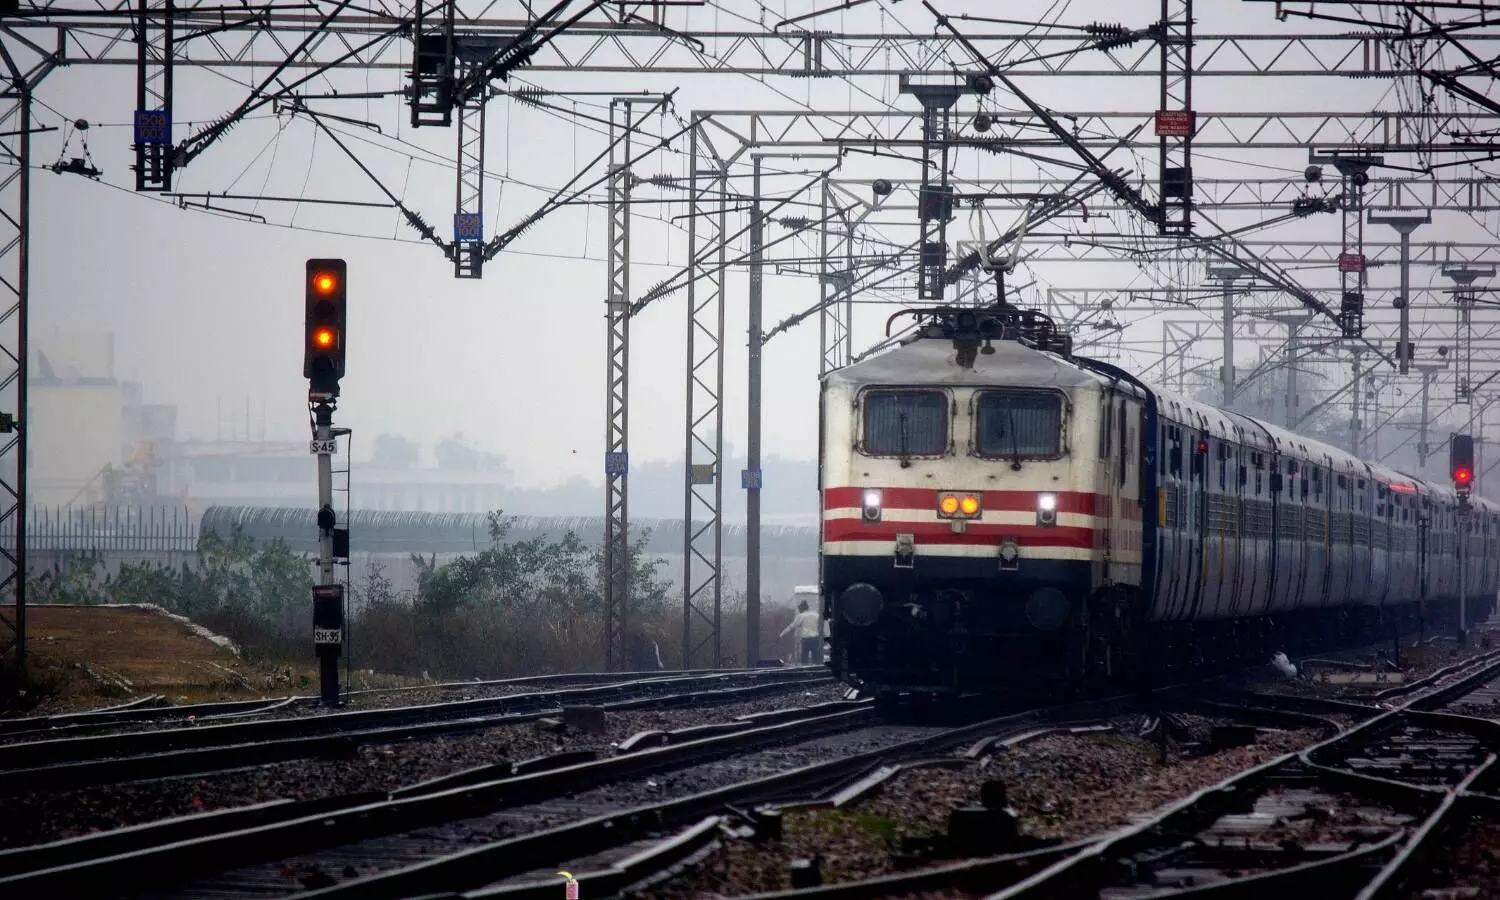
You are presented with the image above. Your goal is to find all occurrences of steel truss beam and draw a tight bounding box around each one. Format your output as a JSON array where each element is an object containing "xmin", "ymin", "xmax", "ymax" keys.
[
  {"xmin": 677, "ymin": 107, "xmax": 1500, "ymax": 155},
  {"xmin": 819, "ymin": 178, "xmax": 854, "ymax": 375},
  {"xmin": 1157, "ymin": 0, "xmax": 1193, "ymax": 234},
  {"xmin": 450, "ymin": 63, "xmax": 485, "ymax": 278},
  {"xmin": 1008, "ymin": 236, "xmax": 1500, "ymax": 269},
  {"xmin": 682, "ymin": 116, "xmax": 726, "ymax": 670},
  {"xmin": 603, "ymin": 97, "xmax": 632, "ymax": 672},
  {"xmin": 826, "ymin": 173, "xmax": 1500, "ymax": 215},
  {"xmin": 22, "ymin": 11, "xmax": 1500, "ymax": 77},
  {"xmin": 132, "ymin": 0, "xmax": 173, "ymax": 191},
  {"xmin": 0, "ymin": 37, "xmax": 57, "ymax": 686}
]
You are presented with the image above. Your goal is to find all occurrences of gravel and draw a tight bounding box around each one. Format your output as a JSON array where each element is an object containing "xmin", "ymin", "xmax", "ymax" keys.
[
  {"xmin": 1398, "ymin": 820, "xmax": 1500, "ymax": 900},
  {"xmin": 559, "ymin": 724, "xmax": 946, "ymax": 813},
  {"xmin": 655, "ymin": 719, "xmax": 1323, "ymax": 897},
  {"xmin": 0, "ymin": 682, "xmax": 849, "ymax": 851},
  {"xmin": 1241, "ymin": 629, "xmax": 1500, "ymax": 702},
  {"xmin": 156, "ymin": 716, "xmax": 934, "ymax": 896}
]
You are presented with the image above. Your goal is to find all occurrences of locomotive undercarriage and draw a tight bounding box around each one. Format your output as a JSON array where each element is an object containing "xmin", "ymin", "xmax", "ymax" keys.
[{"xmin": 825, "ymin": 554, "xmax": 1494, "ymax": 709}]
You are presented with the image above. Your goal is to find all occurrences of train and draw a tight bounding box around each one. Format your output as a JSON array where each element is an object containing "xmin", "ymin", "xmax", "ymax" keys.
[{"xmin": 818, "ymin": 305, "xmax": 1499, "ymax": 702}]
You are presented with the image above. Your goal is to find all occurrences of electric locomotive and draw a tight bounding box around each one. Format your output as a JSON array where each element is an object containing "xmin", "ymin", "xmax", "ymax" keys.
[{"xmin": 819, "ymin": 305, "xmax": 1500, "ymax": 702}]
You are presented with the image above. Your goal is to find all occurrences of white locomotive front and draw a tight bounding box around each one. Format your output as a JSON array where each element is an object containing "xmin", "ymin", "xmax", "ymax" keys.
[{"xmin": 819, "ymin": 309, "xmax": 1139, "ymax": 696}]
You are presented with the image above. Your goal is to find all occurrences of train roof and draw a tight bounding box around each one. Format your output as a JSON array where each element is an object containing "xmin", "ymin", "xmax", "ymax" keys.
[{"xmin": 824, "ymin": 335, "xmax": 1104, "ymax": 390}]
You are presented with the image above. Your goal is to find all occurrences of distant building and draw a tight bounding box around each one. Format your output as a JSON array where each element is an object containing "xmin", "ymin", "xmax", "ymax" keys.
[
  {"xmin": 163, "ymin": 444, "xmax": 509, "ymax": 513},
  {"xmin": 28, "ymin": 330, "xmax": 175, "ymax": 508}
]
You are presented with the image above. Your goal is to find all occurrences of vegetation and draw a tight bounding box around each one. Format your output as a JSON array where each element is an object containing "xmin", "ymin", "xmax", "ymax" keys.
[{"xmin": 17, "ymin": 510, "xmax": 773, "ymax": 681}]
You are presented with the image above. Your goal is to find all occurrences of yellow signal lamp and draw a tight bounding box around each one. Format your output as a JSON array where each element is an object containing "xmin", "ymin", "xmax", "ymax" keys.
[{"xmin": 311, "ymin": 271, "xmax": 340, "ymax": 295}]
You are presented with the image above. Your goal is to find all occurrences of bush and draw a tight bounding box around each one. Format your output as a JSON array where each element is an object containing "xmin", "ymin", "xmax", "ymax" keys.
[
  {"xmin": 24, "ymin": 511, "xmax": 696, "ymax": 681},
  {"xmin": 351, "ymin": 511, "xmax": 678, "ymax": 678}
]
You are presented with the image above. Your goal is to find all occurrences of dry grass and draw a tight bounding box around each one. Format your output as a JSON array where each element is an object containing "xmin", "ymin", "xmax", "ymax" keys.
[{"xmin": 10, "ymin": 605, "xmax": 422, "ymax": 714}]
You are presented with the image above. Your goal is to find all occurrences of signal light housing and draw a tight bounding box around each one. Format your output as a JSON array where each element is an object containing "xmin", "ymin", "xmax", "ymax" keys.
[
  {"xmin": 1451, "ymin": 433, "xmax": 1475, "ymax": 498},
  {"xmin": 937, "ymin": 491, "xmax": 982, "ymax": 520},
  {"xmin": 305, "ymin": 259, "xmax": 347, "ymax": 393}
]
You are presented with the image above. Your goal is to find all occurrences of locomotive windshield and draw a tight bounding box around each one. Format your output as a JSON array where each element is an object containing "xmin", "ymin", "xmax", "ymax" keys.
[
  {"xmin": 974, "ymin": 391, "xmax": 1062, "ymax": 458},
  {"xmin": 862, "ymin": 390, "xmax": 948, "ymax": 456}
]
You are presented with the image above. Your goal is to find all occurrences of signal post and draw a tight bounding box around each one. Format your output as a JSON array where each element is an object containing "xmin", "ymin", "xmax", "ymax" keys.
[
  {"xmin": 305, "ymin": 259, "xmax": 348, "ymax": 707},
  {"xmin": 1452, "ymin": 433, "xmax": 1474, "ymax": 647}
]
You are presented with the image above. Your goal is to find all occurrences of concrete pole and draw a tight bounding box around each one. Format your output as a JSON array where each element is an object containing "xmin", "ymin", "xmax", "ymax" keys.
[
  {"xmin": 1368, "ymin": 211, "xmax": 1430, "ymax": 376},
  {"xmin": 1207, "ymin": 265, "xmax": 1248, "ymax": 406},
  {"xmin": 746, "ymin": 156, "xmax": 763, "ymax": 668},
  {"xmin": 1414, "ymin": 362, "xmax": 1448, "ymax": 470},
  {"xmin": 1350, "ymin": 350, "xmax": 1363, "ymax": 457}
]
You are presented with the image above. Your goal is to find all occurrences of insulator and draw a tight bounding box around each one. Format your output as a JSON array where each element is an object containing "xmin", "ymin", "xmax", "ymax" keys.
[
  {"xmin": 642, "ymin": 279, "xmax": 674, "ymax": 301},
  {"xmin": 646, "ymin": 174, "xmax": 680, "ymax": 187},
  {"xmin": 510, "ymin": 86, "xmax": 548, "ymax": 107}
]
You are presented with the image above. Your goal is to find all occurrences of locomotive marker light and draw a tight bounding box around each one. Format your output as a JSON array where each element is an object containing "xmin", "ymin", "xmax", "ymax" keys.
[
  {"xmin": 861, "ymin": 489, "xmax": 883, "ymax": 523},
  {"xmin": 305, "ymin": 258, "xmax": 348, "ymax": 708},
  {"xmin": 1037, "ymin": 492, "xmax": 1058, "ymax": 527},
  {"xmin": 936, "ymin": 491, "xmax": 983, "ymax": 519}
]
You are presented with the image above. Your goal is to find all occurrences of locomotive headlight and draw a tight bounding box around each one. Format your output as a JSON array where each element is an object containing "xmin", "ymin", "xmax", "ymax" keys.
[
  {"xmin": 861, "ymin": 489, "xmax": 882, "ymax": 523},
  {"xmin": 1036, "ymin": 492, "xmax": 1058, "ymax": 527}
]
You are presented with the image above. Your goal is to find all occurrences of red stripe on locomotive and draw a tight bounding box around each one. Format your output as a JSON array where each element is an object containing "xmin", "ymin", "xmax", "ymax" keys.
[
  {"xmin": 823, "ymin": 486, "xmax": 1140, "ymax": 521},
  {"xmin": 822, "ymin": 520, "xmax": 1095, "ymax": 549}
]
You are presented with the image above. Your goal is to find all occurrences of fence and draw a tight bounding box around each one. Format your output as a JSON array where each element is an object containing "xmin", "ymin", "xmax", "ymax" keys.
[{"xmin": 4, "ymin": 505, "xmax": 821, "ymax": 603}]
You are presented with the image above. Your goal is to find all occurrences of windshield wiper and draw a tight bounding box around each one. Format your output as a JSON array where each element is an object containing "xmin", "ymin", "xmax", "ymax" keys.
[
  {"xmin": 898, "ymin": 411, "xmax": 912, "ymax": 469},
  {"xmin": 1004, "ymin": 405, "xmax": 1024, "ymax": 471}
]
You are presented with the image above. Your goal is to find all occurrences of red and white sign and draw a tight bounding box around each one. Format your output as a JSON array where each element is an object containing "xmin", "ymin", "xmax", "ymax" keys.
[
  {"xmin": 1154, "ymin": 110, "xmax": 1195, "ymax": 137},
  {"xmin": 1338, "ymin": 253, "xmax": 1367, "ymax": 273}
]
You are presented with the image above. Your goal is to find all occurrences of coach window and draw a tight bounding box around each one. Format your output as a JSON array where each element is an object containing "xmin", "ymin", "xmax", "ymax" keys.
[
  {"xmin": 973, "ymin": 390, "xmax": 1064, "ymax": 459},
  {"xmin": 860, "ymin": 389, "xmax": 949, "ymax": 457}
]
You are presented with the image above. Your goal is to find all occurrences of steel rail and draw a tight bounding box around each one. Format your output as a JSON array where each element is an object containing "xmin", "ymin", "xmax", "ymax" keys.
[
  {"xmin": 0, "ymin": 675, "xmax": 835, "ymax": 795},
  {"xmin": 0, "ymin": 668, "xmax": 828, "ymax": 771},
  {"xmin": 0, "ymin": 665, "xmax": 802, "ymax": 737}
]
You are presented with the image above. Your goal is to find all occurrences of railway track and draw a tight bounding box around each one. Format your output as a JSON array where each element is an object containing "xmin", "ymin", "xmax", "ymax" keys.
[
  {"xmin": 0, "ymin": 670, "xmax": 836, "ymax": 794},
  {"xmin": 0, "ymin": 666, "xmax": 818, "ymax": 741},
  {"xmin": 152, "ymin": 695, "xmax": 1181, "ymax": 900},
  {"xmin": 0, "ymin": 696, "xmax": 888, "ymax": 897},
  {"xmin": 690, "ymin": 648, "xmax": 1500, "ymax": 900}
]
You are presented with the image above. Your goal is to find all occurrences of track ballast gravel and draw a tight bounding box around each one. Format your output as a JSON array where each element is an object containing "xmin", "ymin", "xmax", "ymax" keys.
[
  {"xmin": 141, "ymin": 719, "xmax": 943, "ymax": 899},
  {"xmin": 0, "ymin": 682, "xmax": 849, "ymax": 850},
  {"xmin": 654, "ymin": 717, "xmax": 1323, "ymax": 897}
]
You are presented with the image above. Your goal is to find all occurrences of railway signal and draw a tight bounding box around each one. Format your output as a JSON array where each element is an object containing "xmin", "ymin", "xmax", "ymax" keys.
[
  {"xmin": 304, "ymin": 259, "xmax": 347, "ymax": 396},
  {"xmin": 305, "ymin": 258, "xmax": 349, "ymax": 707},
  {"xmin": 1451, "ymin": 433, "xmax": 1475, "ymax": 500}
]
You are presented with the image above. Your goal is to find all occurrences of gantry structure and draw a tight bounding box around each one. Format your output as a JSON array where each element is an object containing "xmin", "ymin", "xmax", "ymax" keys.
[{"xmin": 1, "ymin": 0, "xmax": 1498, "ymax": 680}]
